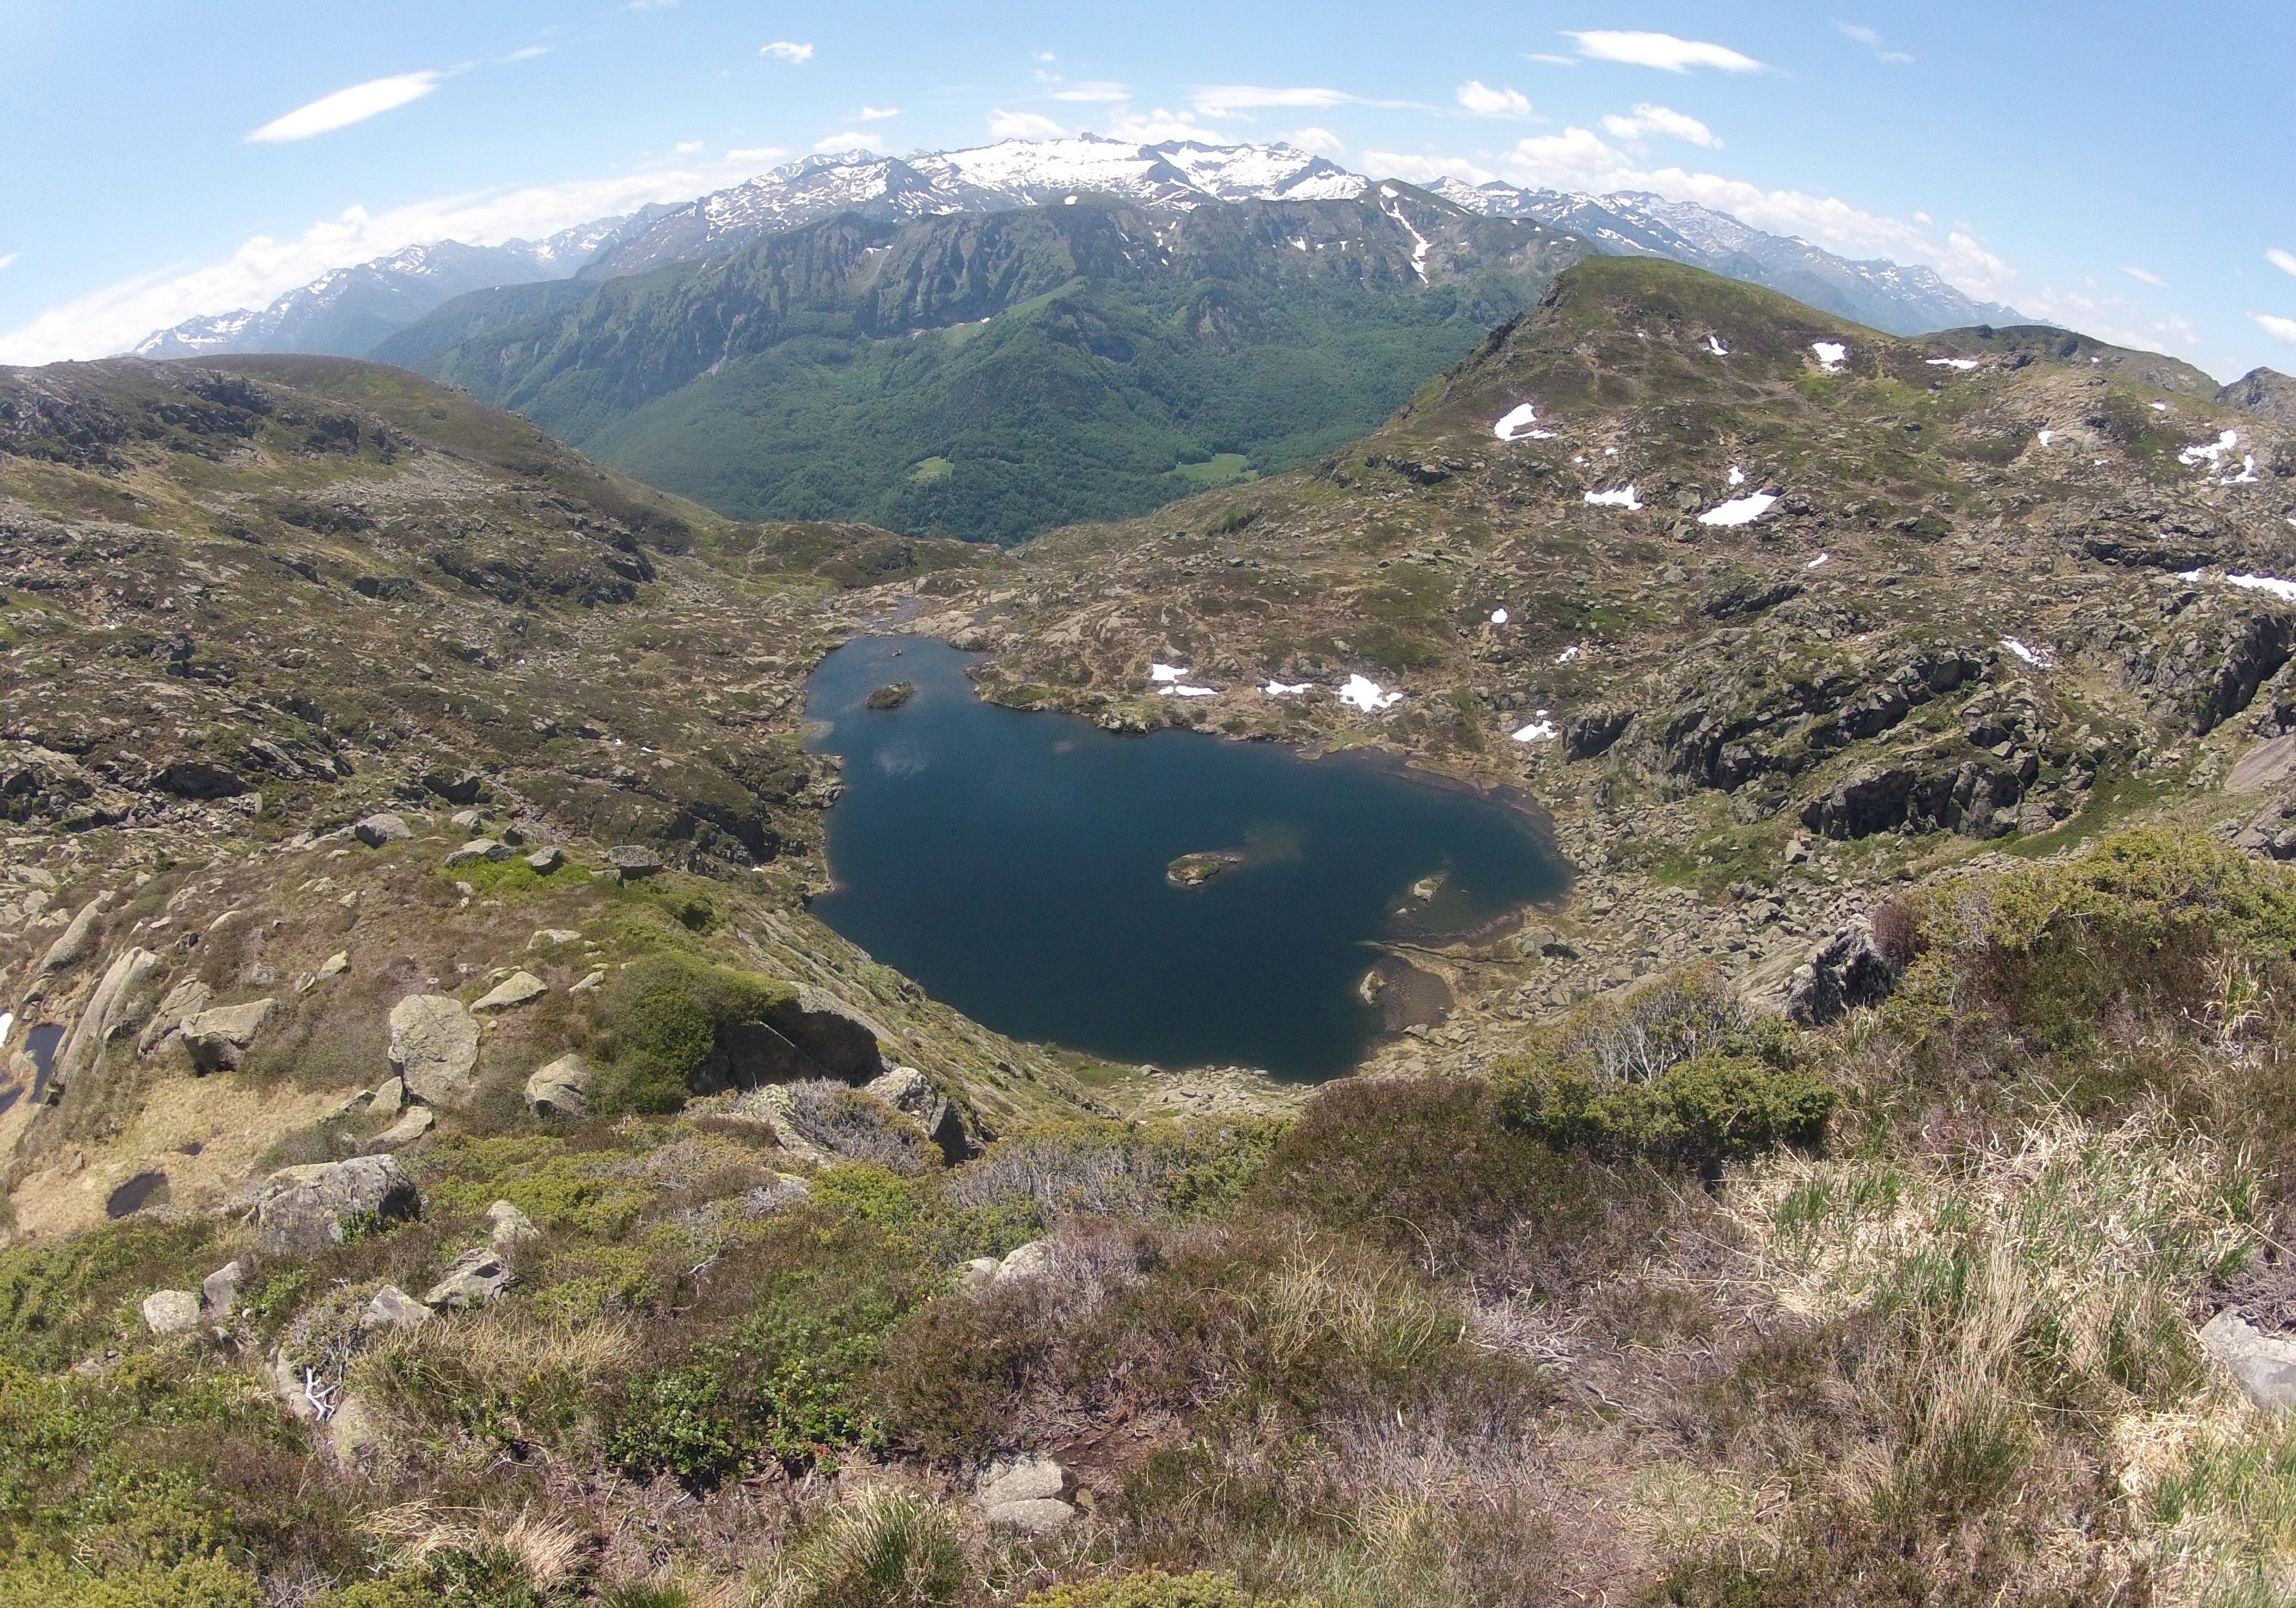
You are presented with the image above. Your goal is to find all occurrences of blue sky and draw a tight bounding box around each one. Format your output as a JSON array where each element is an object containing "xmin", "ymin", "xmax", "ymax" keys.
[{"xmin": 4, "ymin": 1, "xmax": 2294, "ymax": 380}]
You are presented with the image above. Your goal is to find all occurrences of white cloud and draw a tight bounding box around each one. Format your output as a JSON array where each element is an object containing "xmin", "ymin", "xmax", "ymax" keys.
[
  {"xmin": 2257, "ymin": 314, "xmax": 2296, "ymax": 345},
  {"xmin": 246, "ymin": 71, "xmax": 441, "ymax": 143},
  {"xmin": 1567, "ymin": 30, "xmax": 1764, "ymax": 73},
  {"xmin": 1601, "ymin": 103, "xmax": 1720, "ymax": 147},
  {"xmin": 0, "ymin": 157, "xmax": 761, "ymax": 366},
  {"xmin": 673, "ymin": 139, "xmax": 704, "ymax": 155},
  {"xmin": 812, "ymin": 131, "xmax": 878, "ymax": 154},
  {"xmin": 856, "ymin": 105, "xmax": 900, "ymax": 121},
  {"xmin": 1526, "ymin": 53, "xmax": 1578, "ymax": 66},
  {"xmin": 1363, "ymin": 151, "xmax": 1495, "ymax": 186},
  {"xmin": 1103, "ymin": 107, "xmax": 1222, "ymax": 142},
  {"xmin": 505, "ymin": 46, "xmax": 549, "ymax": 63},
  {"xmin": 1836, "ymin": 22, "xmax": 1915, "ymax": 62},
  {"xmin": 1050, "ymin": 80, "xmax": 1130, "ymax": 103},
  {"xmin": 1456, "ymin": 80, "xmax": 1531, "ymax": 117},
  {"xmin": 760, "ymin": 41, "xmax": 813, "ymax": 63},
  {"xmin": 0, "ymin": 253, "xmax": 19, "ymax": 273},
  {"xmin": 987, "ymin": 108, "xmax": 1067, "ymax": 139},
  {"xmin": 2268, "ymin": 247, "xmax": 2296, "ymax": 277},
  {"xmin": 1192, "ymin": 84, "xmax": 1354, "ymax": 116},
  {"xmin": 725, "ymin": 146, "xmax": 786, "ymax": 164},
  {"xmin": 1284, "ymin": 126, "xmax": 1346, "ymax": 157},
  {"xmin": 2121, "ymin": 264, "xmax": 2165, "ymax": 287}
]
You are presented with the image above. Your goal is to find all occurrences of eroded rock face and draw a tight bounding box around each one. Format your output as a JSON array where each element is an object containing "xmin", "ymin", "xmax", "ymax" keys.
[
  {"xmin": 1787, "ymin": 915, "xmax": 1903, "ymax": 1026},
  {"xmin": 256, "ymin": 1154, "xmax": 419, "ymax": 1257},
  {"xmin": 178, "ymin": 998, "xmax": 276, "ymax": 1073},
  {"xmin": 387, "ymin": 994, "xmax": 480, "ymax": 1105}
]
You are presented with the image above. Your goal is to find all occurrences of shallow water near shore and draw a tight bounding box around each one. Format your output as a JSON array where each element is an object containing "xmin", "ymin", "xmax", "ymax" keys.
[{"xmin": 803, "ymin": 636, "xmax": 1569, "ymax": 1079}]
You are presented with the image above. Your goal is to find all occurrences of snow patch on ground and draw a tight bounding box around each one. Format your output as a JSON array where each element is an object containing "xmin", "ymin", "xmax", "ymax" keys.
[
  {"xmin": 2223, "ymin": 574, "xmax": 2296, "ymax": 603},
  {"xmin": 1698, "ymin": 492, "xmax": 1777, "ymax": 527},
  {"xmin": 2037, "ymin": 429, "xmax": 2054, "ymax": 446},
  {"xmin": 2000, "ymin": 637, "xmax": 2055, "ymax": 668},
  {"xmin": 2178, "ymin": 429, "xmax": 2239, "ymax": 467},
  {"xmin": 1811, "ymin": 341, "xmax": 1847, "ymax": 372},
  {"xmin": 1805, "ymin": 552, "xmax": 1830, "ymax": 569},
  {"xmin": 1584, "ymin": 485, "xmax": 1642, "ymax": 510},
  {"xmin": 1159, "ymin": 684, "xmax": 1219, "ymax": 698},
  {"xmin": 2151, "ymin": 401, "xmax": 2169, "ymax": 412},
  {"xmin": 1554, "ymin": 645, "xmax": 1580, "ymax": 665},
  {"xmin": 1262, "ymin": 680, "xmax": 1312, "ymax": 697},
  {"xmin": 1150, "ymin": 663, "xmax": 1188, "ymax": 683},
  {"xmin": 1926, "ymin": 357, "xmax": 1980, "ymax": 371},
  {"xmin": 1489, "ymin": 607, "xmax": 1509, "ymax": 625},
  {"xmin": 1727, "ymin": 464, "xmax": 1746, "ymax": 485},
  {"xmin": 1336, "ymin": 674, "xmax": 1405, "ymax": 712},
  {"xmin": 1511, "ymin": 710, "xmax": 1559, "ymax": 743},
  {"xmin": 1706, "ymin": 335, "xmax": 1729, "ymax": 356},
  {"xmin": 1494, "ymin": 403, "xmax": 1553, "ymax": 442}
]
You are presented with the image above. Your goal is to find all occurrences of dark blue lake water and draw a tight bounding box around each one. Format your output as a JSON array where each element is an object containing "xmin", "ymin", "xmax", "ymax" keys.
[{"xmin": 803, "ymin": 637, "xmax": 1570, "ymax": 1079}]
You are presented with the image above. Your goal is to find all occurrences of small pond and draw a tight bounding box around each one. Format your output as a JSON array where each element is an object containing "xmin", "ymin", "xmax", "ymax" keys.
[{"xmin": 803, "ymin": 637, "xmax": 1570, "ymax": 1079}]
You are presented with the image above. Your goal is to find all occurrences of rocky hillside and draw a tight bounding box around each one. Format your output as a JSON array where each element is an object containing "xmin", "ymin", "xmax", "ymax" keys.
[{"xmin": 8, "ymin": 262, "xmax": 2296, "ymax": 1608}]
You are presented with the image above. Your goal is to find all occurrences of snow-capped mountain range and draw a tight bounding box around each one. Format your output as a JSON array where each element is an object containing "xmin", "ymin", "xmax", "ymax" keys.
[{"xmin": 132, "ymin": 136, "xmax": 2027, "ymax": 360}]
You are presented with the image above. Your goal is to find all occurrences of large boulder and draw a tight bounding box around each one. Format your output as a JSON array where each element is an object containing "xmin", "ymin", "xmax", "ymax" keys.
[
  {"xmin": 471, "ymin": 970, "xmax": 546, "ymax": 1013},
  {"xmin": 138, "ymin": 977, "xmax": 212, "ymax": 1054},
  {"xmin": 255, "ymin": 1154, "xmax": 420, "ymax": 1257},
  {"xmin": 443, "ymin": 838, "xmax": 510, "ymax": 867},
  {"xmin": 353, "ymin": 812, "xmax": 413, "ymax": 847},
  {"xmin": 1787, "ymin": 916, "xmax": 1902, "ymax": 1026},
  {"xmin": 364, "ymin": 1105, "xmax": 433, "ymax": 1152},
  {"xmin": 141, "ymin": 1289, "xmax": 202, "ymax": 1335},
  {"xmin": 523, "ymin": 1053, "xmax": 591, "ymax": 1118},
  {"xmin": 53, "ymin": 944, "xmax": 157, "ymax": 1087},
  {"xmin": 979, "ymin": 1454, "xmax": 1074, "ymax": 1533},
  {"xmin": 179, "ymin": 998, "xmax": 276, "ymax": 1073},
  {"xmin": 359, "ymin": 1285, "xmax": 430, "ymax": 1331},
  {"xmin": 35, "ymin": 891, "xmax": 112, "ymax": 977},
  {"xmin": 423, "ymin": 1246, "xmax": 512, "ymax": 1310},
  {"xmin": 864, "ymin": 1066, "xmax": 972, "ymax": 1161},
  {"xmin": 387, "ymin": 995, "xmax": 480, "ymax": 1105}
]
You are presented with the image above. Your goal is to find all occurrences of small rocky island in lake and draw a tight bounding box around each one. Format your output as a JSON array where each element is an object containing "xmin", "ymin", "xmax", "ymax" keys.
[
  {"xmin": 866, "ymin": 680, "xmax": 915, "ymax": 710},
  {"xmin": 1167, "ymin": 850, "xmax": 1245, "ymax": 887}
]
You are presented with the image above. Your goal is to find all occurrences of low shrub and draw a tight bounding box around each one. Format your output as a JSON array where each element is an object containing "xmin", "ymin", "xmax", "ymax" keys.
[
  {"xmin": 779, "ymin": 1080, "xmax": 938, "ymax": 1175},
  {"xmin": 1498, "ymin": 1051, "xmax": 1838, "ymax": 1176},
  {"xmin": 778, "ymin": 1490, "xmax": 966, "ymax": 1608},
  {"xmin": 593, "ymin": 953, "xmax": 796, "ymax": 1114},
  {"xmin": 1018, "ymin": 1569, "xmax": 1292, "ymax": 1608}
]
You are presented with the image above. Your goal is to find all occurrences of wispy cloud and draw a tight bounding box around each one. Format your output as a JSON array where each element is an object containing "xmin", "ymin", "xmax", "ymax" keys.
[
  {"xmin": 856, "ymin": 105, "xmax": 900, "ymax": 121},
  {"xmin": 2267, "ymin": 247, "xmax": 2296, "ymax": 277},
  {"xmin": 1363, "ymin": 151, "xmax": 1495, "ymax": 185},
  {"xmin": 813, "ymin": 131, "xmax": 878, "ymax": 154},
  {"xmin": 2121, "ymin": 264, "xmax": 2166, "ymax": 287},
  {"xmin": 1836, "ymin": 22, "xmax": 1915, "ymax": 63},
  {"xmin": 0, "ymin": 253, "xmax": 19, "ymax": 273},
  {"xmin": 726, "ymin": 146, "xmax": 786, "ymax": 164},
  {"xmin": 1566, "ymin": 30, "xmax": 1764, "ymax": 73},
  {"xmin": 1456, "ymin": 81, "xmax": 1531, "ymax": 117},
  {"xmin": 1601, "ymin": 103, "xmax": 1720, "ymax": 147},
  {"xmin": 1104, "ymin": 106, "xmax": 1222, "ymax": 143},
  {"xmin": 505, "ymin": 46, "xmax": 550, "ymax": 63},
  {"xmin": 761, "ymin": 41, "xmax": 813, "ymax": 64},
  {"xmin": 1526, "ymin": 53, "xmax": 1577, "ymax": 66},
  {"xmin": 0, "ymin": 157, "xmax": 761, "ymax": 365},
  {"xmin": 988, "ymin": 108, "xmax": 1067, "ymax": 139},
  {"xmin": 1284, "ymin": 126, "xmax": 1346, "ymax": 157},
  {"xmin": 1192, "ymin": 84, "xmax": 1356, "ymax": 115},
  {"xmin": 2257, "ymin": 313, "xmax": 2296, "ymax": 344},
  {"xmin": 246, "ymin": 71, "xmax": 441, "ymax": 143},
  {"xmin": 628, "ymin": 0, "xmax": 678, "ymax": 8},
  {"xmin": 1050, "ymin": 81, "xmax": 1131, "ymax": 103}
]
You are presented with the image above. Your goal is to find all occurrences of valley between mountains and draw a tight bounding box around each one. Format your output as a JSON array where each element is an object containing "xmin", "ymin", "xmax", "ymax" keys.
[{"xmin": 7, "ymin": 243, "xmax": 2296, "ymax": 1607}]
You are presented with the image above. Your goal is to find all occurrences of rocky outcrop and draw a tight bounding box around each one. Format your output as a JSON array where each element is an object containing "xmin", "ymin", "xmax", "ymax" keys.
[
  {"xmin": 51, "ymin": 945, "xmax": 157, "ymax": 1090},
  {"xmin": 1787, "ymin": 915, "xmax": 1903, "ymax": 1026},
  {"xmin": 423, "ymin": 1246, "xmax": 511, "ymax": 1310},
  {"xmin": 1564, "ymin": 707, "xmax": 1635, "ymax": 761},
  {"xmin": 138, "ymin": 977, "xmax": 212, "ymax": 1055},
  {"xmin": 1802, "ymin": 757, "xmax": 2024, "ymax": 841},
  {"xmin": 387, "ymin": 994, "xmax": 480, "ymax": 1105},
  {"xmin": 364, "ymin": 1105, "xmax": 433, "ymax": 1152},
  {"xmin": 360, "ymin": 1285, "xmax": 429, "ymax": 1331},
  {"xmin": 865, "ymin": 1065, "xmax": 973, "ymax": 1161},
  {"xmin": 256, "ymin": 1154, "xmax": 420, "ymax": 1257},
  {"xmin": 486, "ymin": 1200, "xmax": 539, "ymax": 1250},
  {"xmin": 34, "ymin": 891, "xmax": 112, "ymax": 978},
  {"xmin": 353, "ymin": 812, "xmax": 413, "ymax": 847},
  {"xmin": 178, "ymin": 998, "xmax": 276, "ymax": 1073}
]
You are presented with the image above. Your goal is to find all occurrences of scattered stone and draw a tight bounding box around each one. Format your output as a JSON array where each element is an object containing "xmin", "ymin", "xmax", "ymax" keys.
[
  {"xmin": 569, "ymin": 968, "xmax": 608, "ymax": 994},
  {"xmin": 317, "ymin": 951, "xmax": 349, "ymax": 979},
  {"xmin": 360, "ymin": 1285, "xmax": 430, "ymax": 1331},
  {"xmin": 2199, "ymin": 1309, "xmax": 2296, "ymax": 1412},
  {"xmin": 608, "ymin": 845, "xmax": 663, "ymax": 877},
  {"xmin": 423, "ymin": 1246, "xmax": 512, "ymax": 1310},
  {"xmin": 141, "ymin": 1289, "xmax": 202, "ymax": 1335},
  {"xmin": 368, "ymin": 1074, "xmax": 405, "ymax": 1115},
  {"xmin": 326, "ymin": 1393, "xmax": 385, "ymax": 1474},
  {"xmin": 365, "ymin": 1105, "xmax": 434, "ymax": 1152},
  {"xmin": 448, "ymin": 808, "xmax": 483, "ymax": 830},
  {"xmin": 256, "ymin": 1154, "xmax": 420, "ymax": 1257},
  {"xmin": 1786, "ymin": 915, "xmax": 1902, "ymax": 1026},
  {"xmin": 996, "ymin": 1240, "xmax": 1052, "ymax": 1282},
  {"xmin": 138, "ymin": 977, "xmax": 213, "ymax": 1054},
  {"xmin": 525, "ymin": 846, "xmax": 564, "ymax": 874},
  {"xmin": 353, "ymin": 812, "xmax": 413, "ymax": 848},
  {"xmin": 471, "ymin": 970, "xmax": 546, "ymax": 1013},
  {"xmin": 524, "ymin": 1052, "xmax": 591, "ymax": 1118},
  {"xmin": 201, "ymin": 1261, "xmax": 243, "ymax": 1319},
  {"xmin": 442, "ymin": 838, "xmax": 509, "ymax": 867},
  {"xmin": 486, "ymin": 1200, "xmax": 539, "ymax": 1249},
  {"xmin": 981, "ymin": 1453, "xmax": 1067, "ymax": 1508},
  {"xmin": 387, "ymin": 995, "xmax": 480, "ymax": 1105},
  {"xmin": 864, "ymin": 1065, "xmax": 972, "ymax": 1161},
  {"xmin": 527, "ymin": 927, "xmax": 581, "ymax": 949},
  {"xmin": 982, "ymin": 1498, "xmax": 1076, "ymax": 1534},
  {"xmin": 178, "ymin": 998, "xmax": 277, "ymax": 1073}
]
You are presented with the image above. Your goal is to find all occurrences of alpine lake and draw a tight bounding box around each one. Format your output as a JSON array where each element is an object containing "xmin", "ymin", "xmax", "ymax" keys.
[{"xmin": 802, "ymin": 637, "xmax": 1570, "ymax": 1080}]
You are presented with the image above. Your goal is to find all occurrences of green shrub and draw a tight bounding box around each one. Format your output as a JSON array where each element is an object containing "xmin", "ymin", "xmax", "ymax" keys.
[
  {"xmin": 607, "ymin": 1365, "xmax": 750, "ymax": 1487},
  {"xmin": 593, "ymin": 953, "xmax": 795, "ymax": 1114},
  {"xmin": 1500, "ymin": 1052, "xmax": 1837, "ymax": 1175},
  {"xmin": 1017, "ymin": 1570, "xmax": 1291, "ymax": 1608},
  {"xmin": 780, "ymin": 1490, "xmax": 966, "ymax": 1608},
  {"xmin": 0, "ymin": 1553, "xmax": 264, "ymax": 1608}
]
